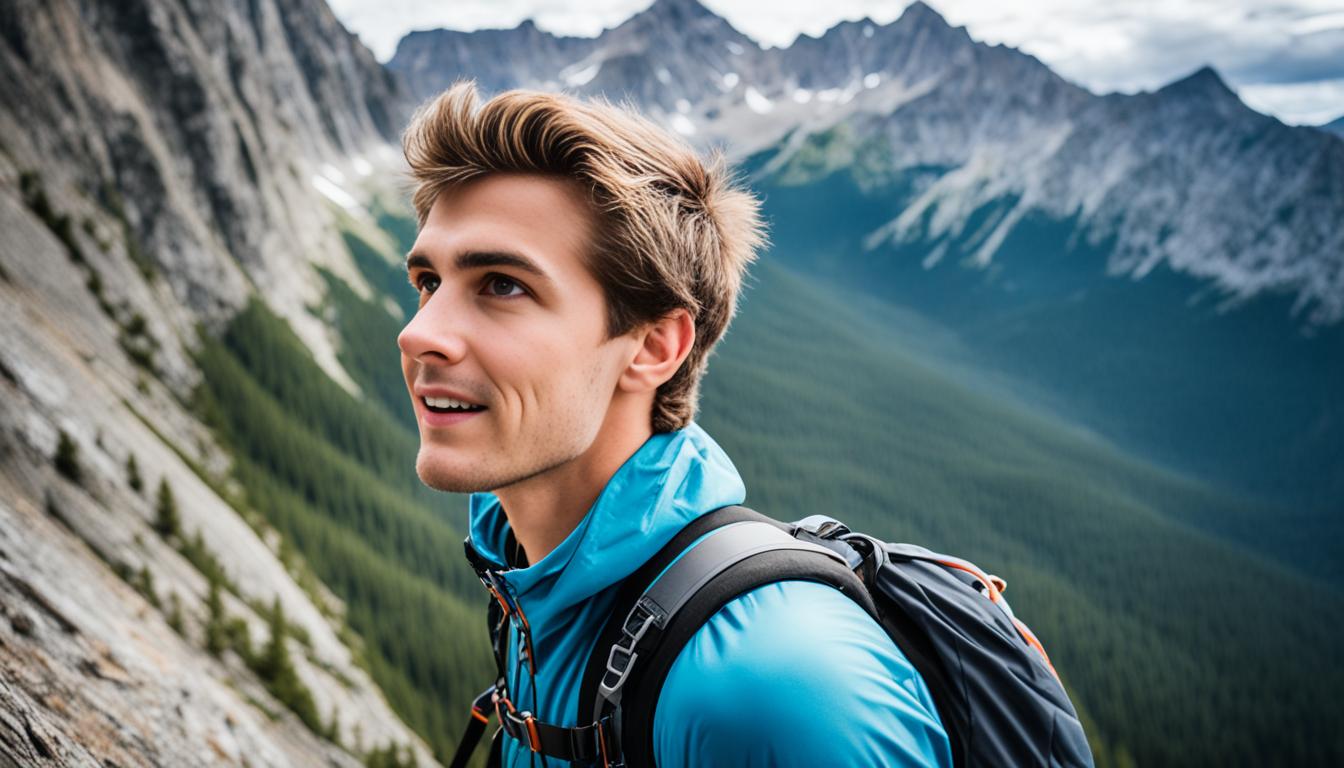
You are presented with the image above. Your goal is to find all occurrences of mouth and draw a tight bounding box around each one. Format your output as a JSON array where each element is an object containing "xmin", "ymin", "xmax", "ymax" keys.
[{"xmin": 421, "ymin": 395, "xmax": 488, "ymax": 415}]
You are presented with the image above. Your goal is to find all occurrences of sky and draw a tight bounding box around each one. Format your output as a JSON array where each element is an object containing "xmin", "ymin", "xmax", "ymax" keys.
[{"xmin": 328, "ymin": 0, "xmax": 1344, "ymax": 126}]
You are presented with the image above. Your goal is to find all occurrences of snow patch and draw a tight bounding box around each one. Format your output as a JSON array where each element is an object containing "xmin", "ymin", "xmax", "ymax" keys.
[
  {"xmin": 656, "ymin": 67, "xmax": 671, "ymax": 85},
  {"xmin": 863, "ymin": 24, "xmax": 875, "ymax": 38},
  {"xmin": 838, "ymin": 80, "xmax": 864, "ymax": 104},
  {"xmin": 312, "ymin": 174, "xmax": 358, "ymax": 211},
  {"xmin": 921, "ymin": 242, "xmax": 948, "ymax": 269},
  {"xmin": 720, "ymin": 72, "xmax": 740, "ymax": 90},
  {"xmin": 863, "ymin": 73, "xmax": 882, "ymax": 89},
  {"xmin": 744, "ymin": 87, "xmax": 774, "ymax": 114},
  {"xmin": 676, "ymin": 98, "xmax": 692, "ymax": 113},
  {"xmin": 792, "ymin": 88, "xmax": 813, "ymax": 104},
  {"xmin": 320, "ymin": 164, "xmax": 346, "ymax": 185},
  {"xmin": 670, "ymin": 114, "xmax": 697, "ymax": 136},
  {"xmin": 726, "ymin": 41, "xmax": 744, "ymax": 55},
  {"xmin": 562, "ymin": 61, "xmax": 601, "ymax": 87},
  {"xmin": 351, "ymin": 157, "xmax": 372, "ymax": 177}
]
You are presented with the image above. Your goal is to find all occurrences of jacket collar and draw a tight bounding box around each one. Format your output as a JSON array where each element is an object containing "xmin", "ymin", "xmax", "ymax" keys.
[{"xmin": 465, "ymin": 421, "xmax": 746, "ymax": 633}]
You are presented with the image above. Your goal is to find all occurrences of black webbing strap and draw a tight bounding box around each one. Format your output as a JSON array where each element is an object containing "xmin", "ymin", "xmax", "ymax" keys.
[
  {"xmin": 577, "ymin": 505, "xmax": 777, "ymax": 724},
  {"xmin": 455, "ymin": 532, "xmax": 619, "ymax": 767},
  {"xmin": 593, "ymin": 521, "xmax": 849, "ymax": 711},
  {"xmin": 448, "ymin": 685, "xmax": 497, "ymax": 768},
  {"xmin": 448, "ymin": 680, "xmax": 617, "ymax": 766},
  {"xmin": 496, "ymin": 699, "xmax": 615, "ymax": 764},
  {"xmin": 580, "ymin": 505, "xmax": 880, "ymax": 767}
]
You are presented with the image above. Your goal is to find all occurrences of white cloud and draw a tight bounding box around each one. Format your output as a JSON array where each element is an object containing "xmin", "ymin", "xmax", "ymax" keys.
[
  {"xmin": 1240, "ymin": 78, "xmax": 1344, "ymax": 126},
  {"xmin": 932, "ymin": 0, "xmax": 1344, "ymax": 123}
]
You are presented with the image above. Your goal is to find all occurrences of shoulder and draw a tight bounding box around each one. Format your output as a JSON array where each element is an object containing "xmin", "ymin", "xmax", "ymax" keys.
[{"xmin": 651, "ymin": 580, "xmax": 953, "ymax": 768}]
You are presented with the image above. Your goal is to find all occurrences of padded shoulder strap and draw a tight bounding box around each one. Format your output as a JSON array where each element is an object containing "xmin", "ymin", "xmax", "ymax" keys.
[
  {"xmin": 580, "ymin": 505, "xmax": 876, "ymax": 767},
  {"xmin": 577, "ymin": 505, "xmax": 771, "ymax": 726}
]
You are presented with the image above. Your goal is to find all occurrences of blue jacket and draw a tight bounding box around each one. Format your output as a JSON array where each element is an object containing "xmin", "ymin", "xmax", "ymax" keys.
[{"xmin": 467, "ymin": 422, "xmax": 953, "ymax": 767}]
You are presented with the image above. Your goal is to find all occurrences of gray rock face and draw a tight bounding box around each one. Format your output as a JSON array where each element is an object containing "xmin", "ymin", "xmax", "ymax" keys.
[
  {"xmin": 389, "ymin": 0, "xmax": 1344, "ymax": 327},
  {"xmin": 0, "ymin": 0, "xmax": 432, "ymax": 764},
  {"xmin": 0, "ymin": 0, "xmax": 412, "ymax": 395},
  {"xmin": 391, "ymin": 19, "xmax": 594, "ymax": 105},
  {"xmin": 862, "ymin": 65, "xmax": 1344, "ymax": 325}
]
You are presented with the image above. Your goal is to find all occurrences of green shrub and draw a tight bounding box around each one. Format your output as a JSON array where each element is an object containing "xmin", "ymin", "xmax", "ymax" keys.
[
  {"xmin": 126, "ymin": 453, "xmax": 143, "ymax": 493},
  {"xmin": 153, "ymin": 478, "xmax": 180, "ymax": 539},
  {"xmin": 54, "ymin": 429, "xmax": 82, "ymax": 484}
]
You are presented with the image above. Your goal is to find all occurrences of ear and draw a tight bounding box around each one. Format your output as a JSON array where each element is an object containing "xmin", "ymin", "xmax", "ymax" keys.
[{"xmin": 619, "ymin": 308, "xmax": 695, "ymax": 394}]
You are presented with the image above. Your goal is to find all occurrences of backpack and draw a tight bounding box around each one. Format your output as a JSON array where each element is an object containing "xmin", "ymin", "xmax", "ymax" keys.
[{"xmin": 452, "ymin": 504, "xmax": 1096, "ymax": 767}]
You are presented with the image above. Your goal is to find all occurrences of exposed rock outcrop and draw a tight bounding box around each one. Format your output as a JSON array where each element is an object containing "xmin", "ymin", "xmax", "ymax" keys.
[{"xmin": 0, "ymin": 0, "xmax": 432, "ymax": 764}]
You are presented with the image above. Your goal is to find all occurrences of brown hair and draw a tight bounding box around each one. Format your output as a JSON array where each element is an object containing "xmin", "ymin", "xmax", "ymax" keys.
[{"xmin": 401, "ymin": 80, "xmax": 767, "ymax": 433}]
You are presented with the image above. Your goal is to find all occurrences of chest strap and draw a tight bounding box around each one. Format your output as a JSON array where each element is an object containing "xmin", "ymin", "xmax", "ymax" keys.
[{"xmin": 449, "ymin": 679, "xmax": 616, "ymax": 768}]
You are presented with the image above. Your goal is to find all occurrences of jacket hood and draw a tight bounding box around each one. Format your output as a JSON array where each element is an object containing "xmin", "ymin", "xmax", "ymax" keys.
[{"xmin": 466, "ymin": 421, "xmax": 746, "ymax": 645}]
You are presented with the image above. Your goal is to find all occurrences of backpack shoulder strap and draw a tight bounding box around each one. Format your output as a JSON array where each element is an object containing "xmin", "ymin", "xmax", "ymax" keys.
[
  {"xmin": 579, "ymin": 505, "xmax": 876, "ymax": 767},
  {"xmin": 576, "ymin": 504, "xmax": 769, "ymax": 720}
]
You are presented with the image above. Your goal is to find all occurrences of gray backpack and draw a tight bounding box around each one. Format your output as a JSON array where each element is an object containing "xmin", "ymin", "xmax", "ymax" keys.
[{"xmin": 456, "ymin": 504, "xmax": 1096, "ymax": 767}]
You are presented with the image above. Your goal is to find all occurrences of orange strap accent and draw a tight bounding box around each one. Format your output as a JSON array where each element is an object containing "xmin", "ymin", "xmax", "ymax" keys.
[
  {"xmin": 597, "ymin": 720, "xmax": 610, "ymax": 768},
  {"xmin": 936, "ymin": 556, "xmax": 1061, "ymax": 680},
  {"xmin": 525, "ymin": 716, "xmax": 541, "ymax": 752},
  {"xmin": 514, "ymin": 602, "xmax": 538, "ymax": 675},
  {"xmin": 470, "ymin": 708, "xmax": 489, "ymax": 724},
  {"xmin": 487, "ymin": 584, "xmax": 512, "ymax": 617},
  {"xmin": 1012, "ymin": 616, "xmax": 1060, "ymax": 680},
  {"xmin": 933, "ymin": 556, "xmax": 1004, "ymax": 604}
]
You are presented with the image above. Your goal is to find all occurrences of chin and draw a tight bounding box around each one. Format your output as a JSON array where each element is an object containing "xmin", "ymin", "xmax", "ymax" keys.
[{"xmin": 415, "ymin": 451, "xmax": 493, "ymax": 494}]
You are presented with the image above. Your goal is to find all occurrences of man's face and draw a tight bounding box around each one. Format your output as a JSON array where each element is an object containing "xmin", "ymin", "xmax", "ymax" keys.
[{"xmin": 397, "ymin": 173, "xmax": 636, "ymax": 494}]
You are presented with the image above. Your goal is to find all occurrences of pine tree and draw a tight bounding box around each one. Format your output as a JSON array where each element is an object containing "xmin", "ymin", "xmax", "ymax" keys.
[
  {"xmin": 136, "ymin": 566, "xmax": 160, "ymax": 608},
  {"xmin": 325, "ymin": 704, "xmax": 341, "ymax": 745},
  {"xmin": 54, "ymin": 429, "xmax": 81, "ymax": 484},
  {"xmin": 167, "ymin": 592, "xmax": 184, "ymax": 635},
  {"xmin": 258, "ymin": 597, "xmax": 320, "ymax": 731},
  {"xmin": 126, "ymin": 453, "xmax": 143, "ymax": 493},
  {"xmin": 205, "ymin": 572, "xmax": 225, "ymax": 657},
  {"xmin": 154, "ymin": 478, "xmax": 180, "ymax": 539}
]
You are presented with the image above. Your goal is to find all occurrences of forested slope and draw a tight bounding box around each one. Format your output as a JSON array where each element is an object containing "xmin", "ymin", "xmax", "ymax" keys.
[{"xmin": 196, "ymin": 208, "xmax": 1344, "ymax": 766}]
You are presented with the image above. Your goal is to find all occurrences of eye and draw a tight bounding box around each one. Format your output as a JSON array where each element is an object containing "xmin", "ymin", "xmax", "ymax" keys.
[
  {"xmin": 414, "ymin": 274, "xmax": 440, "ymax": 295},
  {"xmin": 481, "ymin": 273, "xmax": 527, "ymax": 298}
]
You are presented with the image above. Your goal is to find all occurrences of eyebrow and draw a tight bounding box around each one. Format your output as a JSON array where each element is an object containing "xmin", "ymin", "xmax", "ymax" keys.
[{"xmin": 405, "ymin": 250, "xmax": 555, "ymax": 288}]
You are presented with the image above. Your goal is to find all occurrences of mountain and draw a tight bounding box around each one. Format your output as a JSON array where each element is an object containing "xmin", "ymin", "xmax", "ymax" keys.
[
  {"xmin": 391, "ymin": 3, "xmax": 1342, "ymax": 330},
  {"xmin": 0, "ymin": 0, "xmax": 437, "ymax": 763},
  {"xmin": 5, "ymin": 0, "xmax": 1342, "ymax": 766},
  {"xmin": 747, "ymin": 61, "xmax": 1344, "ymax": 509},
  {"xmin": 389, "ymin": 0, "xmax": 1344, "ymax": 512},
  {"xmin": 391, "ymin": 19, "xmax": 594, "ymax": 101},
  {"xmin": 1322, "ymin": 114, "xmax": 1344, "ymax": 137}
]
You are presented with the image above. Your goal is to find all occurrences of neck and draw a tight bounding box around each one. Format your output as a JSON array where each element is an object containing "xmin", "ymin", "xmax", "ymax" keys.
[{"xmin": 493, "ymin": 401, "xmax": 653, "ymax": 565}]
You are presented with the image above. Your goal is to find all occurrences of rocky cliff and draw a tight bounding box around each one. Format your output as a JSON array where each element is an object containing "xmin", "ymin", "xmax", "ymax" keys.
[{"xmin": 0, "ymin": 0, "xmax": 434, "ymax": 764}]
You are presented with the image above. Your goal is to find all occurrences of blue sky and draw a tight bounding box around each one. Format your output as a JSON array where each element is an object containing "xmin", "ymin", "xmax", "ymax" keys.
[{"xmin": 329, "ymin": 0, "xmax": 1344, "ymax": 126}]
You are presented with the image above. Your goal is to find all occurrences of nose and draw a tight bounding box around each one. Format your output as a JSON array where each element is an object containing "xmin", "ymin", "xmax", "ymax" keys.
[{"xmin": 397, "ymin": 294, "xmax": 470, "ymax": 366}]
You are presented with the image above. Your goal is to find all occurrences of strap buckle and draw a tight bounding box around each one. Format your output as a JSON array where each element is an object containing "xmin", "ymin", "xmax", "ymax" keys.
[
  {"xmin": 495, "ymin": 690, "xmax": 542, "ymax": 752},
  {"xmin": 598, "ymin": 597, "xmax": 661, "ymax": 698},
  {"xmin": 470, "ymin": 684, "xmax": 496, "ymax": 724}
]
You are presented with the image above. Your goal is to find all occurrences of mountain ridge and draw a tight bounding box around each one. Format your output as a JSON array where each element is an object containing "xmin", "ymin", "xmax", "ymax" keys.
[{"xmin": 388, "ymin": 2, "xmax": 1343, "ymax": 328}]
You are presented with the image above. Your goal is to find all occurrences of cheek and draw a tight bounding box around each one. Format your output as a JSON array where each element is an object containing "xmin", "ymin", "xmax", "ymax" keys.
[{"xmin": 491, "ymin": 309, "xmax": 613, "ymax": 406}]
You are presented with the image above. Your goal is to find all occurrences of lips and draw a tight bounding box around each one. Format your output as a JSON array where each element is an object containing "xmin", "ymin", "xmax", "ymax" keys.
[
  {"xmin": 422, "ymin": 395, "xmax": 486, "ymax": 413},
  {"xmin": 413, "ymin": 384, "xmax": 488, "ymax": 428},
  {"xmin": 418, "ymin": 404, "xmax": 485, "ymax": 428},
  {"xmin": 413, "ymin": 385, "xmax": 487, "ymax": 408}
]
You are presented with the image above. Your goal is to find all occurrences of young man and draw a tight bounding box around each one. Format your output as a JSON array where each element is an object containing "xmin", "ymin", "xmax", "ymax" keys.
[{"xmin": 397, "ymin": 81, "xmax": 952, "ymax": 767}]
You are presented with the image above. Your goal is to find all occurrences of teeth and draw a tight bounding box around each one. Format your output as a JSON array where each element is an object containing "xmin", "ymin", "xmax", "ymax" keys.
[{"xmin": 424, "ymin": 396, "xmax": 480, "ymax": 410}]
